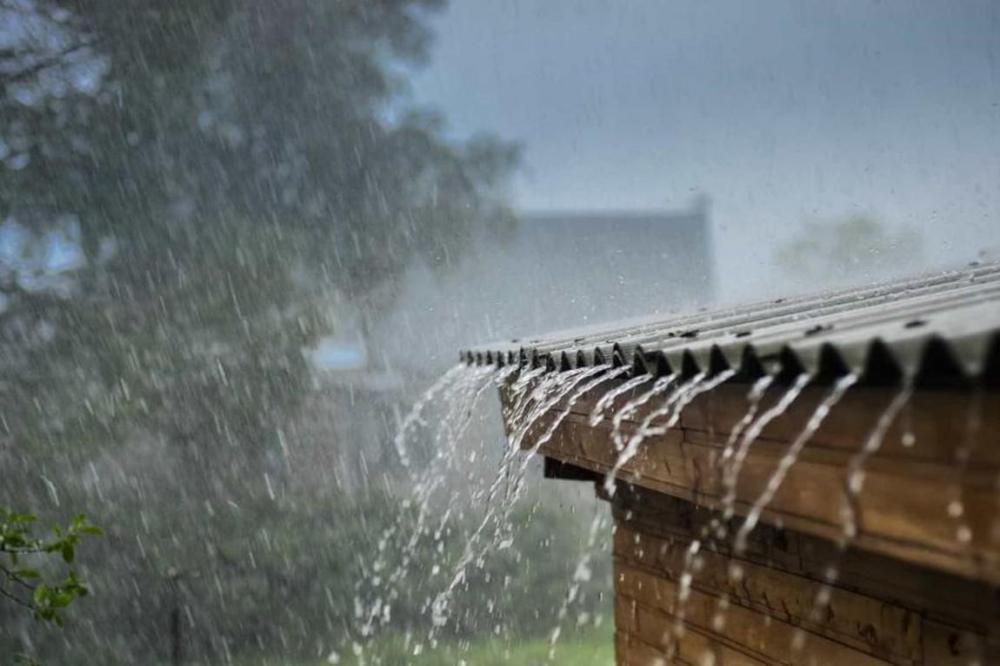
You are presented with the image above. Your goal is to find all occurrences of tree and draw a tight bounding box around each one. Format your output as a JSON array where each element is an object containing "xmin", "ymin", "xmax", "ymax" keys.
[
  {"xmin": 0, "ymin": 1, "xmax": 518, "ymax": 661},
  {"xmin": 0, "ymin": 509, "xmax": 100, "ymax": 624}
]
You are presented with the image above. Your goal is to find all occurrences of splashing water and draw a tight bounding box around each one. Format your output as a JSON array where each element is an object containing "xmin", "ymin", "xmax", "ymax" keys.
[
  {"xmin": 548, "ymin": 509, "xmax": 608, "ymax": 662},
  {"xmin": 392, "ymin": 364, "xmax": 466, "ymax": 468},
  {"xmin": 733, "ymin": 373, "xmax": 858, "ymax": 555}
]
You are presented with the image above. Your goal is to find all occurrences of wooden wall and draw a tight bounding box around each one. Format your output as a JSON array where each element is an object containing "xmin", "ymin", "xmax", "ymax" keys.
[
  {"xmin": 519, "ymin": 380, "xmax": 1000, "ymax": 583},
  {"xmin": 500, "ymin": 373, "xmax": 1000, "ymax": 664},
  {"xmin": 610, "ymin": 485, "xmax": 999, "ymax": 665}
]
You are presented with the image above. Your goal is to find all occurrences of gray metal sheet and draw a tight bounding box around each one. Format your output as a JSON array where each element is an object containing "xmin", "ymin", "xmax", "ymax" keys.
[{"xmin": 460, "ymin": 262, "xmax": 1000, "ymax": 387}]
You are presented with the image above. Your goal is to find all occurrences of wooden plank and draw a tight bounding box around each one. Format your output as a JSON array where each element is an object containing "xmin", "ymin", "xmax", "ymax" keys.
[
  {"xmin": 634, "ymin": 609, "xmax": 769, "ymax": 666},
  {"xmin": 681, "ymin": 384, "xmax": 1000, "ymax": 466},
  {"xmin": 920, "ymin": 619, "xmax": 1000, "ymax": 665},
  {"xmin": 612, "ymin": 485, "xmax": 1000, "ymax": 637},
  {"xmin": 527, "ymin": 411, "xmax": 1000, "ymax": 582},
  {"xmin": 549, "ymin": 381, "xmax": 1000, "ymax": 466},
  {"xmin": 614, "ymin": 524, "xmax": 922, "ymax": 662},
  {"xmin": 499, "ymin": 374, "xmax": 1000, "ymax": 663},
  {"xmin": 616, "ymin": 632, "xmax": 673, "ymax": 666},
  {"xmin": 616, "ymin": 563, "xmax": 892, "ymax": 666}
]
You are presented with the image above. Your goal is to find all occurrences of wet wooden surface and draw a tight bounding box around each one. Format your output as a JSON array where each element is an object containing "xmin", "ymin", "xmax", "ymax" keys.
[
  {"xmin": 500, "ymin": 372, "xmax": 1000, "ymax": 663},
  {"xmin": 501, "ymin": 375, "xmax": 1000, "ymax": 584},
  {"xmin": 611, "ymin": 487, "xmax": 999, "ymax": 665}
]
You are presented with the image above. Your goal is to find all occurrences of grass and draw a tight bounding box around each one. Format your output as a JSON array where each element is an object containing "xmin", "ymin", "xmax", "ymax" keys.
[{"xmin": 234, "ymin": 626, "xmax": 614, "ymax": 666}]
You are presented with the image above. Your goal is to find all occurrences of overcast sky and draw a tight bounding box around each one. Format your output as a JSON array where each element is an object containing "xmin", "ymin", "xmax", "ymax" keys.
[{"xmin": 408, "ymin": 0, "xmax": 1000, "ymax": 299}]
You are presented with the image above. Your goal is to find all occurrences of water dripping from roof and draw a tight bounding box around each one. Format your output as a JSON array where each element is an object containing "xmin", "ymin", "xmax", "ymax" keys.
[
  {"xmin": 429, "ymin": 365, "xmax": 615, "ymax": 639},
  {"xmin": 733, "ymin": 373, "xmax": 858, "ymax": 555},
  {"xmin": 720, "ymin": 373, "xmax": 812, "ymax": 523},
  {"xmin": 603, "ymin": 373, "xmax": 705, "ymax": 497},
  {"xmin": 794, "ymin": 378, "xmax": 914, "ymax": 655},
  {"xmin": 589, "ymin": 372, "xmax": 654, "ymax": 427},
  {"xmin": 609, "ymin": 374, "xmax": 677, "ymax": 452}
]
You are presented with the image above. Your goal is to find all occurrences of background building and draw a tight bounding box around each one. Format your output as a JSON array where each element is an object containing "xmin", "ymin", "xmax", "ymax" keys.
[{"xmin": 374, "ymin": 197, "xmax": 715, "ymax": 370}]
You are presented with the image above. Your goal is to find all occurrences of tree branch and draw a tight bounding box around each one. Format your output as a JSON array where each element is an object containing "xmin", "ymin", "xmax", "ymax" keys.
[
  {"xmin": 0, "ymin": 563, "xmax": 36, "ymax": 592},
  {"xmin": 1, "ymin": 39, "xmax": 98, "ymax": 88},
  {"xmin": 0, "ymin": 582, "xmax": 33, "ymax": 610}
]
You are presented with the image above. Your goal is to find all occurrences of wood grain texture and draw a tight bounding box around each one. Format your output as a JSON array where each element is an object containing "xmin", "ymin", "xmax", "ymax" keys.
[
  {"xmin": 501, "ymin": 376, "xmax": 1000, "ymax": 583},
  {"xmin": 611, "ymin": 489, "xmax": 999, "ymax": 665},
  {"xmin": 499, "ymin": 373, "xmax": 1000, "ymax": 663}
]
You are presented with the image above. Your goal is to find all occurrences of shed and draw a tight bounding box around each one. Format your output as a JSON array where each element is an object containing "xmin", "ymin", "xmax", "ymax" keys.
[{"xmin": 461, "ymin": 262, "xmax": 1000, "ymax": 665}]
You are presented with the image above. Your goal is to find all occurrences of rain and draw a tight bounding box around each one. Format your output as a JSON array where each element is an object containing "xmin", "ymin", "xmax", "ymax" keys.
[{"xmin": 2, "ymin": 2, "xmax": 1000, "ymax": 666}]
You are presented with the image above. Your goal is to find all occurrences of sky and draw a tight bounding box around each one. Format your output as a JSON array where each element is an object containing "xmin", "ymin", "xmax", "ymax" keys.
[{"xmin": 407, "ymin": 0, "xmax": 1000, "ymax": 300}]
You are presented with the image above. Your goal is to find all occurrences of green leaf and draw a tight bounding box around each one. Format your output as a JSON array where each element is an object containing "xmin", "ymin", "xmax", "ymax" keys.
[{"xmin": 33, "ymin": 583, "xmax": 49, "ymax": 605}]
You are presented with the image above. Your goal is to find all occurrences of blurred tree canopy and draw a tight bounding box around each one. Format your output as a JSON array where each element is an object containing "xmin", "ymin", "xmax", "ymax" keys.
[
  {"xmin": 775, "ymin": 215, "xmax": 922, "ymax": 285},
  {"xmin": 0, "ymin": 0, "xmax": 521, "ymax": 661},
  {"xmin": 1, "ymin": 0, "xmax": 519, "ymax": 468}
]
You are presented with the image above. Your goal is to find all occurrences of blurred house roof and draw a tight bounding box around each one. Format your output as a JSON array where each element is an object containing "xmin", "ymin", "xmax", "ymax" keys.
[
  {"xmin": 376, "ymin": 200, "xmax": 715, "ymax": 371},
  {"xmin": 461, "ymin": 261, "xmax": 1000, "ymax": 388}
]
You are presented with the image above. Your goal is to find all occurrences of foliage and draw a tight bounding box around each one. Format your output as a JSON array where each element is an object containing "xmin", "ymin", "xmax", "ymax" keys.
[
  {"xmin": 0, "ymin": 1, "xmax": 523, "ymax": 662},
  {"xmin": 0, "ymin": 509, "xmax": 101, "ymax": 625},
  {"xmin": 1, "ymin": 0, "xmax": 519, "ymax": 458}
]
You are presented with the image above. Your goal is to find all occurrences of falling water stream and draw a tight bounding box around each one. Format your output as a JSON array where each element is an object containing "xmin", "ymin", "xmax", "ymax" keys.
[
  {"xmin": 839, "ymin": 381, "xmax": 914, "ymax": 545},
  {"xmin": 589, "ymin": 373, "xmax": 654, "ymax": 427},
  {"xmin": 782, "ymin": 379, "xmax": 918, "ymax": 652},
  {"xmin": 429, "ymin": 364, "xmax": 620, "ymax": 640},
  {"xmin": 699, "ymin": 374, "xmax": 856, "ymax": 659},
  {"xmin": 671, "ymin": 372, "xmax": 812, "ymax": 660},
  {"xmin": 603, "ymin": 372, "xmax": 706, "ymax": 496},
  {"xmin": 718, "ymin": 375, "xmax": 775, "ymax": 473},
  {"xmin": 502, "ymin": 365, "xmax": 630, "ymax": 512},
  {"xmin": 356, "ymin": 364, "xmax": 502, "ymax": 645},
  {"xmin": 391, "ymin": 364, "xmax": 467, "ymax": 469},
  {"xmin": 609, "ymin": 374, "xmax": 677, "ymax": 452},
  {"xmin": 357, "ymin": 355, "xmax": 983, "ymax": 665},
  {"xmin": 720, "ymin": 373, "xmax": 812, "ymax": 522},
  {"xmin": 732, "ymin": 373, "xmax": 859, "ymax": 554},
  {"xmin": 950, "ymin": 390, "xmax": 984, "ymax": 554},
  {"xmin": 547, "ymin": 509, "xmax": 609, "ymax": 663},
  {"xmin": 663, "ymin": 375, "xmax": 774, "ymax": 655}
]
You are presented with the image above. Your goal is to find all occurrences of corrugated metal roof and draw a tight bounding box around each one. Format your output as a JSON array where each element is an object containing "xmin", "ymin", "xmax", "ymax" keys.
[{"xmin": 460, "ymin": 262, "xmax": 1000, "ymax": 387}]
